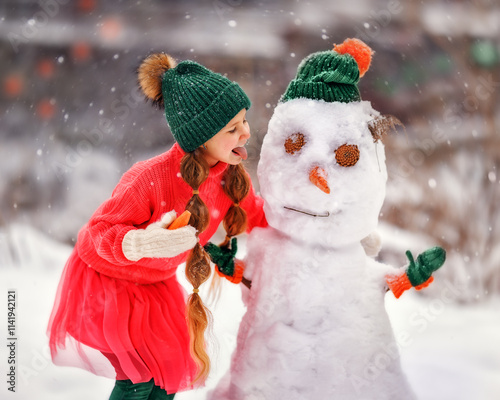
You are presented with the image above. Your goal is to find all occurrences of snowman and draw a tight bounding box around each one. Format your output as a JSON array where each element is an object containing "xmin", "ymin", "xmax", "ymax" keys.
[{"xmin": 209, "ymin": 38, "xmax": 445, "ymax": 400}]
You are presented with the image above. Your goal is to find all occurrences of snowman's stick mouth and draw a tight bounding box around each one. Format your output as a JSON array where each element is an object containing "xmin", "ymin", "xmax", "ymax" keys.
[{"xmin": 283, "ymin": 206, "xmax": 330, "ymax": 218}]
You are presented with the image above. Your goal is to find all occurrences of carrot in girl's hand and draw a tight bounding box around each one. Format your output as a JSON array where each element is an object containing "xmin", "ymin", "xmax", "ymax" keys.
[{"xmin": 167, "ymin": 210, "xmax": 192, "ymax": 230}]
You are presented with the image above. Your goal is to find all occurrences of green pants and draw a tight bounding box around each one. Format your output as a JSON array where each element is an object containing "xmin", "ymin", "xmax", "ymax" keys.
[{"xmin": 109, "ymin": 379, "xmax": 175, "ymax": 400}]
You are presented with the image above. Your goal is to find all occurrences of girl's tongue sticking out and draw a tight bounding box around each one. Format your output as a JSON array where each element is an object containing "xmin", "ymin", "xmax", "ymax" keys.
[{"xmin": 232, "ymin": 146, "xmax": 248, "ymax": 160}]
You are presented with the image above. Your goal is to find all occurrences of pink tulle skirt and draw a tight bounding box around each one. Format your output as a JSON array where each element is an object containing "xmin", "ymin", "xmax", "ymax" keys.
[{"xmin": 48, "ymin": 249, "xmax": 197, "ymax": 393}]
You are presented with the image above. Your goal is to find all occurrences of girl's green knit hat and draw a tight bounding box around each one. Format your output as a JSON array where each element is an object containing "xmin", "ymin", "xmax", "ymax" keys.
[
  {"xmin": 280, "ymin": 38, "xmax": 373, "ymax": 104},
  {"xmin": 138, "ymin": 54, "xmax": 251, "ymax": 153}
]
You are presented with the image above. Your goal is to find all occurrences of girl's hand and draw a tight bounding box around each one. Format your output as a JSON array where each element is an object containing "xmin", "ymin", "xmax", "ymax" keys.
[{"xmin": 122, "ymin": 211, "xmax": 198, "ymax": 261}]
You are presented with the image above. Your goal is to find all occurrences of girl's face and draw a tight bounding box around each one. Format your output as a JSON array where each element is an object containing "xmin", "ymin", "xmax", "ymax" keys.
[{"xmin": 201, "ymin": 109, "xmax": 250, "ymax": 167}]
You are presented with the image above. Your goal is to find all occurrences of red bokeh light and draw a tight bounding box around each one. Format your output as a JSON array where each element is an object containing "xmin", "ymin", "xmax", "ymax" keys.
[
  {"xmin": 72, "ymin": 41, "xmax": 92, "ymax": 63},
  {"xmin": 36, "ymin": 58, "xmax": 55, "ymax": 79},
  {"xmin": 3, "ymin": 74, "xmax": 24, "ymax": 97},
  {"xmin": 37, "ymin": 98, "xmax": 56, "ymax": 120},
  {"xmin": 99, "ymin": 17, "xmax": 123, "ymax": 42},
  {"xmin": 78, "ymin": 0, "xmax": 97, "ymax": 13}
]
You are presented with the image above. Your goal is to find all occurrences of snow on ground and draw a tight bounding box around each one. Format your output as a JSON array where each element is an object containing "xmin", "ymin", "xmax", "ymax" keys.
[{"xmin": 1, "ymin": 224, "xmax": 499, "ymax": 399}]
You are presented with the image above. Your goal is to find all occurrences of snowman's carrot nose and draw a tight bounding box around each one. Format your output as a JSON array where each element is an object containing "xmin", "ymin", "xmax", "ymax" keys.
[{"xmin": 309, "ymin": 166, "xmax": 330, "ymax": 194}]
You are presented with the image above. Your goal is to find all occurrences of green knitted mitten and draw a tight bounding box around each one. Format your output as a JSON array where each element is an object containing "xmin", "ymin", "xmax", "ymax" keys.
[
  {"xmin": 204, "ymin": 238, "xmax": 238, "ymax": 277},
  {"xmin": 405, "ymin": 246, "xmax": 446, "ymax": 286}
]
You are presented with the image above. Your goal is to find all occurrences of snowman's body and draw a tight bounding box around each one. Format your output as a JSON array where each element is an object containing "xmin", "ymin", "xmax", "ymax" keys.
[{"xmin": 212, "ymin": 99, "xmax": 416, "ymax": 399}]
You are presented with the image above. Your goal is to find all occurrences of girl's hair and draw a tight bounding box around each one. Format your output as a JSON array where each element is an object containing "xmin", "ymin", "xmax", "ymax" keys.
[
  {"xmin": 180, "ymin": 150, "xmax": 250, "ymax": 383},
  {"xmin": 220, "ymin": 162, "xmax": 250, "ymax": 246},
  {"xmin": 138, "ymin": 52, "xmax": 252, "ymax": 382}
]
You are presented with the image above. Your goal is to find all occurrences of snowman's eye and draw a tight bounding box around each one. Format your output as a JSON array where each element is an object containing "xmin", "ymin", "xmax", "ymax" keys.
[
  {"xmin": 335, "ymin": 144, "xmax": 360, "ymax": 167},
  {"xmin": 284, "ymin": 133, "xmax": 306, "ymax": 155}
]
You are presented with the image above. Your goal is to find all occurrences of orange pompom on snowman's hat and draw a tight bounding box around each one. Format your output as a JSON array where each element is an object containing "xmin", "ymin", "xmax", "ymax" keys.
[{"xmin": 333, "ymin": 38, "xmax": 373, "ymax": 77}]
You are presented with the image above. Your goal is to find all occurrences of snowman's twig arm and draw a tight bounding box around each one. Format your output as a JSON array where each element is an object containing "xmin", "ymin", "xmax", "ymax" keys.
[{"xmin": 241, "ymin": 277, "xmax": 252, "ymax": 289}]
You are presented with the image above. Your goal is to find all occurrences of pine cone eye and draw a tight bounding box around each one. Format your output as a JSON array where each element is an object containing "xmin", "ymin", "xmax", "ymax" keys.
[
  {"xmin": 284, "ymin": 133, "xmax": 306, "ymax": 155},
  {"xmin": 335, "ymin": 144, "xmax": 360, "ymax": 167}
]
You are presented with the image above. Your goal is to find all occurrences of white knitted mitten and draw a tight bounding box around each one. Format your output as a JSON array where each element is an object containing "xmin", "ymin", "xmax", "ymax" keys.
[{"xmin": 122, "ymin": 210, "xmax": 197, "ymax": 261}]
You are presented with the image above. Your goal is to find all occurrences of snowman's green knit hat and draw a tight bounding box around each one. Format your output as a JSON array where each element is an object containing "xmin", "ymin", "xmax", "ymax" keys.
[
  {"xmin": 138, "ymin": 53, "xmax": 251, "ymax": 152},
  {"xmin": 280, "ymin": 38, "xmax": 373, "ymax": 104}
]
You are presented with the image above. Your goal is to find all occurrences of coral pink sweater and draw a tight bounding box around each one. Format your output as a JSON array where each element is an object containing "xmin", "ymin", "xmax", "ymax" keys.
[{"xmin": 76, "ymin": 143, "xmax": 267, "ymax": 284}]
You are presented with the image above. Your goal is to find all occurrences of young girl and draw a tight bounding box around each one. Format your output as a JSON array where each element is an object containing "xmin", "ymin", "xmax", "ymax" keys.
[{"xmin": 48, "ymin": 53, "xmax": 267, "ymax": 399}]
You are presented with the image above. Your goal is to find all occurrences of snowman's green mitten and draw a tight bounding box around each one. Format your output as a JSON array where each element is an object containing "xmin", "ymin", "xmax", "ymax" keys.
[
  {"xmin": 406, "ymin": 246, "xmax": 446, "ymax": 287},
  {"xmin": 204, "ymin": 238, "xmax": 244, "ymax": 284},
  {"xmin": 386, "ymin": 246, "xmax": 446, "ymax": 298}
]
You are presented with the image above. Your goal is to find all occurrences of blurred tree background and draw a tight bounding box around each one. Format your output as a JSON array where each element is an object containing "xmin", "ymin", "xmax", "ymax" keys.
[{"xmin": 1, "ymin": 0, "xmax": 499, "ymax": 302}]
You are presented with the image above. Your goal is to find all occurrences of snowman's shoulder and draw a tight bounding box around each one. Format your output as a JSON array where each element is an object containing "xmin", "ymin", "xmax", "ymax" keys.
[
  {"xmin": 365, "ymin": 256, "xmax": 401, "ymax": 280},
  {"xmin": 247, "ymin": 226, "xmax": 283, "ymax": 249},
  {"xmin": 244, "ymin": 227, "xmax": 287, "ymax": 278}
]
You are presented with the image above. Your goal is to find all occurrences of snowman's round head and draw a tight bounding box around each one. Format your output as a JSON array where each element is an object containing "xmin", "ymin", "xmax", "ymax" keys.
[{"xmin": 258, "ymin": 99, "xmax": 387, "ymax": 247}]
